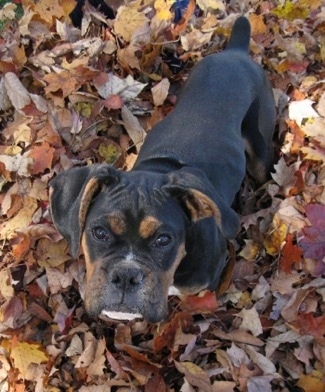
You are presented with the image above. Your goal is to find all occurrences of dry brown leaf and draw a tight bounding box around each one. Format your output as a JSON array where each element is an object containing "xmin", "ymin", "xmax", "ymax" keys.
[
  {"xmin": 3, "ymin": 72, "xmax": 31, "ymax": 111},
  {"xmin": 237, "ymin": 307, "xmax": 263, "ymax": 337},
  {"xmin": 151, "ymin": 78, "xmax": 170, "ymax": 107},
  {"xmin": 0, "ymin": 196, "xmax": 38, "ymax": 239},
  {"xmin": 114, "ymin": 6, "xmax": 149, "ymax": 42}
]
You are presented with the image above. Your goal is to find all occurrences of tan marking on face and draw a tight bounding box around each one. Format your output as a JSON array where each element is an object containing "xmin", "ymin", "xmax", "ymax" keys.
[
  {"xmin": 79, "ymin": 177, "xmax": 100, "ymax": 234},
  {"xmin": 108, "ymin": 214, "xmax": 126, "ymax": 236},
  {"xmin": 139, "ymin": 216, "xmax": 161, "ymax": 239},
  {"xmin": 159, "ymin": 242, "xmax": 186, "ymax": 297},
  {"xmin": 81, "ymin": 233, "xmax": 95, "ymax": 282}
]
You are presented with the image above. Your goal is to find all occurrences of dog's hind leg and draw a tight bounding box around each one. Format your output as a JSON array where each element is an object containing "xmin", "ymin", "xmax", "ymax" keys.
[{"xmin": 242, "ymin": 80, "xmax": 276, "ymax": 184}]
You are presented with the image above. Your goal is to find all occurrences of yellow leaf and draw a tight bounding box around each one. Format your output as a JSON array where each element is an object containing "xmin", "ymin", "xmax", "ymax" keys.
[
  {"xmin": 114, "ymin": 6, "xmax": 149, "ymax": 42},
  {"xmin": 98, "ymin": 143, "xmax": 119, "ymax": 164},
  {"xmin": 154, "ymin": 0, "xmax": 174, "ymax": 20},
  {"xmin": 297, "ymin": 370, "xmax": 325, "ymax": 392},
  {"xmin": 264, "ymin": 217, "xmax": 287, "ymax": 256},
  {"xmin": 272, "ymin": 0, "xmax": 321, "ymax": 20},
  {"xmin": 249, "ymin": 14, "xmax": 266, "ymax": 35},
  {"xmin": 11, "ymin": 342, "xmax": 48, "ymax": 377}
]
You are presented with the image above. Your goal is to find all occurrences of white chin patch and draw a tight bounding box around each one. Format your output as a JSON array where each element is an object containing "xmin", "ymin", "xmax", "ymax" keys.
[
  {"xmin": 101, "ymin": 310, "xmax": 143, "ymax": 321},
  {"xmin": 168, "ymin": 286, "xmax": 182, "ymax": 296}
]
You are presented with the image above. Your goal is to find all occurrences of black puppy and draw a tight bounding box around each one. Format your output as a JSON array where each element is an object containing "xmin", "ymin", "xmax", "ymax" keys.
[{"xmin": 50, "ymin": 17, "xmax": 275, "ymax": 323}]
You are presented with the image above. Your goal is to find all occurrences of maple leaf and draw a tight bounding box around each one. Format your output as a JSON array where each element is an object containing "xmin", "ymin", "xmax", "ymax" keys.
[
  {"xmin": 10, "ymin": 341, "xmax": 48, "ymax": 377},
  {"xmin": 280, "ymin": 233, "xmax": 303, "ymax": 274},
  {"xmin": 299, "ymin": 204, "xmax": 325, "ymax": 261},
  {"xmin": 154, "ymin": 0, "xmax": 174, "ymax": 20},
  {"xmin": 25, "ymin": 142, "xmax": 55, "ymax": 175}
]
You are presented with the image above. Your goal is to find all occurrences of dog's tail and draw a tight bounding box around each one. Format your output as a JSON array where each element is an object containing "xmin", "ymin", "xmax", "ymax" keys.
[{"xmin": 225, "ymin": 16, "xmax": 251, "ymax": 53}]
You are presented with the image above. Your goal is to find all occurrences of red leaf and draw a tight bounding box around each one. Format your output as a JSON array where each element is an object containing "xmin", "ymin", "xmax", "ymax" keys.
[
  {"xmin": 181, "ymin": 290, "xmax": 219, "ymax": 314},
  {"xmin": 296, "ymin": 313, "xmax": 325, "ymax": 338},
  {"xmin": 280, "ymin": 233, "xmax": 303, "ymax": 274}
]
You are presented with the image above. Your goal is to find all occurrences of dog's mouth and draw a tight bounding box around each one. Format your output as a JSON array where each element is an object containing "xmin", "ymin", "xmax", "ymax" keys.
[{"xmin": 100, "ymin": 309, "xmax": 143, "ymax": 321}]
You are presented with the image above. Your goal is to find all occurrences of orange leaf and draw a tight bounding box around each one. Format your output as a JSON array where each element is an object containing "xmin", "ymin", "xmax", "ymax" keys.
[
  {"xmin": 297, "ymin": 370, "xmax": 325, "ymax": 392},
  {"xmin": 280, "ymin": 233, "xmax": 303, "ymax": 274},
  {"xmin": 26, "ymin": 142, "xmax": 55, "ymax": 175}
]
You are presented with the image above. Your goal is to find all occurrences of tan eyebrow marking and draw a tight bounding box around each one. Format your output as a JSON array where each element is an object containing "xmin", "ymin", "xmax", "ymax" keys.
[
  {"xmin": 108, "ymin": 214, "xmax": 126, "ymax": 235},
  {"xmin": 139, "ymin": 216, "xmax": 161, "ymax": 239}
]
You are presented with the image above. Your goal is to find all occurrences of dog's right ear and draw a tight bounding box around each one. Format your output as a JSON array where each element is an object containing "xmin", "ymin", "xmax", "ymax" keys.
[{"xmin": 49, "ymin": 164, "xmax": 119, "ymax": 258}]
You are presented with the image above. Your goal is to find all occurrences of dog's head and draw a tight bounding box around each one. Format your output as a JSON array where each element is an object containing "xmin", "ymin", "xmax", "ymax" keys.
[{"xmin": 49, "ymin": 164, "xmax": 236, "ymax": 322}]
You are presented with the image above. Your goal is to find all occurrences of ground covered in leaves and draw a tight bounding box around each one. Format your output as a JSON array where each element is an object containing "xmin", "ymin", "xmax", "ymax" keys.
[{"xmin": 0, "ymin": 0, "xmax": 325, "ymax": 391}]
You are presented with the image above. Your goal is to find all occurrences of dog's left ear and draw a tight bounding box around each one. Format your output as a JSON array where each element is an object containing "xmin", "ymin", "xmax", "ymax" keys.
[
  {"xmin": 49, "ymin": 164, "xmax": 120, "ymax": 258},
  {"xmin": 164, "ymin": 167, "xmax": 239, "ymax": 239}
]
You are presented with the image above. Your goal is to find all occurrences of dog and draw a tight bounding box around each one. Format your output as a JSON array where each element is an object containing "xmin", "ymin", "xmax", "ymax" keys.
[{"xmin": 49, "ymin": 16, "xmax": 276, "ymax": 323}]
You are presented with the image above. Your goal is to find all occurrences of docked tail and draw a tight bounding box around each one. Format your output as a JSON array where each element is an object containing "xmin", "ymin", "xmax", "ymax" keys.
[{"xmin": 225, "ymin": 16, "xmax": 251, "ymax": 52}]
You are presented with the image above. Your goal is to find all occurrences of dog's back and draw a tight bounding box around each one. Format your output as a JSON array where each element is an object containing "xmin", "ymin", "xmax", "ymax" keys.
[{"xmin": 135, "ymin": 17, "xmax": 275, "ymax": 202}]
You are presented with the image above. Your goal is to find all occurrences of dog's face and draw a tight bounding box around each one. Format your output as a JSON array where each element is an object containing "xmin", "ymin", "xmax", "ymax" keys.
[
  {"xmin": 81, "ymin": 178, "xmax": 188, "ymax": 322},
  {"xmin": 50, "ymin": 165, "xmax": 223, "ymax": 322}
]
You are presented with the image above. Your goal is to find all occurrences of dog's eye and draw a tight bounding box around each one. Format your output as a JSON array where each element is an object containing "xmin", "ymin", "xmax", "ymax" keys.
[
  {"xmin": 154, "ymin": 234, "xmax": 172, "ymax": 248},
  {"xmin": 92, "ymin": 226, "xmax": 110, "ymax": 242}
]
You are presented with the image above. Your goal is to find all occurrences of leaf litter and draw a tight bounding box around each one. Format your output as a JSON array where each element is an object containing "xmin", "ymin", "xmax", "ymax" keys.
[{"xmin": 0, "ymin": 0, "xmax": 325, "ymax": 391}]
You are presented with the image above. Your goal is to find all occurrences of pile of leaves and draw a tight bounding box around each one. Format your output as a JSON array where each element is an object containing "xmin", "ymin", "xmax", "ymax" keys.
[{"xmin": 0, "ymin": 0, "xmax": 325, "ymax": 390}]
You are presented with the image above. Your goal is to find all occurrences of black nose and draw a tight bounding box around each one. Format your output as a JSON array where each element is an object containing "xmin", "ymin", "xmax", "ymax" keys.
[{"xmin": 110, "ymin": 267, "xmax": 145, "ymax": 291}]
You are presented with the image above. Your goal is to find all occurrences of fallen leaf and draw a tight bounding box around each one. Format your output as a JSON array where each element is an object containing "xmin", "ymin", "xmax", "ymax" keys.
[
  {"xmin": 3, "ymin": 72, "xmax": 31, "ymax": 111},
  {"xmin": 264, "ymin": 217, "xmax": 287, "ymax": 256},
  {"xmin": 114, "ymin": 6, "xmax": 149, "ymax": 42},
  {"xmin": 296, "ymin": 369, "xmax": 325, "ymax": 392},
  {"xmin": 181, "ymin": 290, "xmax": 219, "ymax": 314},
  {"xmin": 25, "ymin": 142, "xmax": 55, "ymax": 175},
  {"xmin": 151, "ymin": 78, "xmax": 170, "ymax": 107},
  {"xmin": 0, "ymin": 196, "xmax": 38, "ymax": 239},
  {"xmin": 121, "ymin": 105, "xmax": 146, "ymax": 151},
  {"xmin": 237, "ymin": 307, "xmax": 263, "ymax": 337},
  {"xmin": 280, "ymin": 233, "xmax": 303, "ymax": 274},
  {"xmin": 299, "ymin": 204, "xmax": 325, "ymax": 261},
  {"xmin": 174, "ymin": 361, "xmax": 212, "ymax": 392},
  {"xmin": 11, "ymin": 342, "xmax": 48, "ymax": 377},
  {"xmin": 154, "ymin": 0, "xmax": 174, "ymax": 20},
  {"xmin": 196, "ymin": 0, "xmax": 225, "ymax": 13}
]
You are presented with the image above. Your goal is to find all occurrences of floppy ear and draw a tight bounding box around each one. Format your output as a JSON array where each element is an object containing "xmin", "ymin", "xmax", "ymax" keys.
[
  {"xmin": 49, "ymin": 164, "xmax": 119, "ymax": 258},
  {"xmin": 164, "ymin": 167, "xmax": 239, "ymax": 239}
]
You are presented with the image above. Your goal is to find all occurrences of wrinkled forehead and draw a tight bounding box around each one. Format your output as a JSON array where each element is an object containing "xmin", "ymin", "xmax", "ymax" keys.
[{"xmin": 85, "ymin": 175, "xmax": 185, "ymax": 231}]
